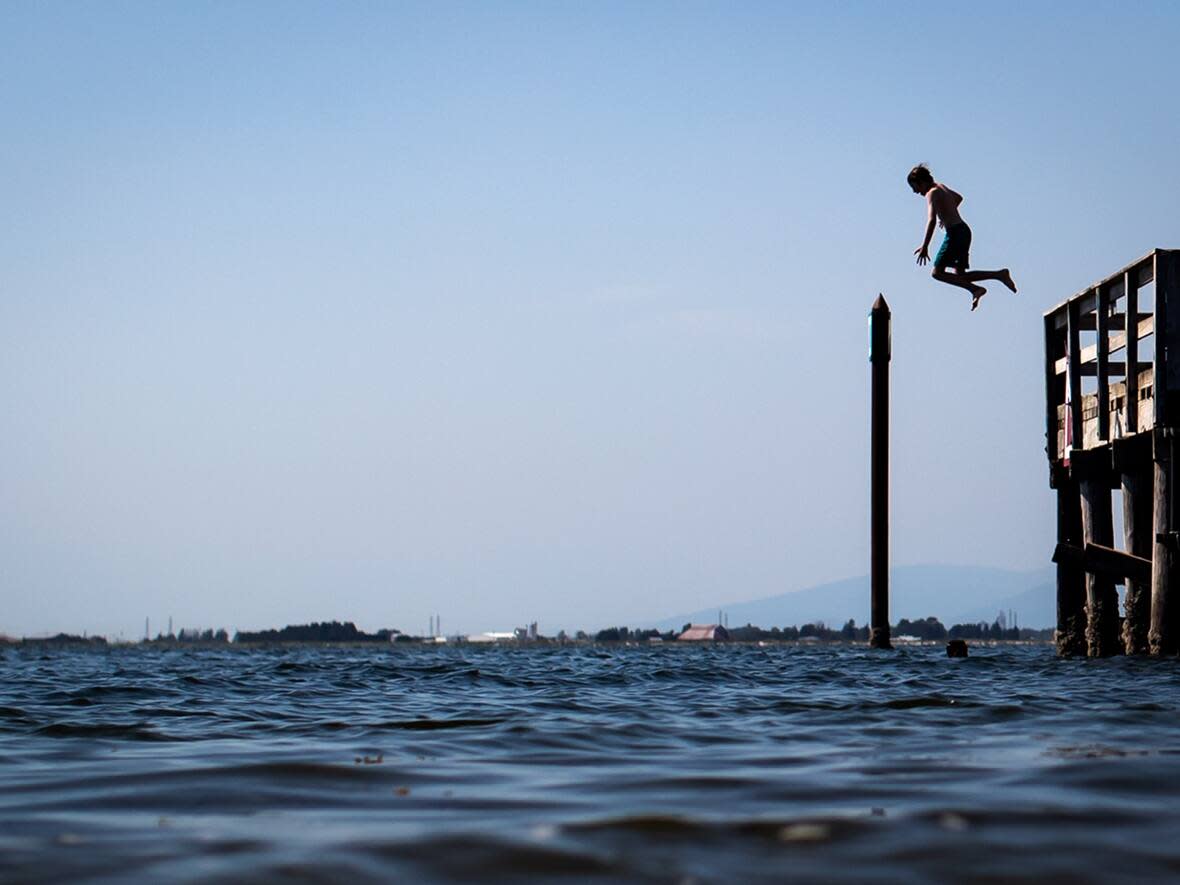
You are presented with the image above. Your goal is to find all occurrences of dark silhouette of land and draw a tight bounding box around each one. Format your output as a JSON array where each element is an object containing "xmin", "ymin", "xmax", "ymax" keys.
[
  {"xmin": 0, "ymin": 616, "xmax": 1053, "ymax": 648},
  {"xmin": 234, "ymin": 621, "xmax": 399, "ymax": 644}
]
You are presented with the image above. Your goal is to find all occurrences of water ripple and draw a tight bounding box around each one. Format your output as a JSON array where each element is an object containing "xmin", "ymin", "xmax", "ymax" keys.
[{"xmin": 4, "ymin": 644, "xmax": 1180, "ymax": 882}]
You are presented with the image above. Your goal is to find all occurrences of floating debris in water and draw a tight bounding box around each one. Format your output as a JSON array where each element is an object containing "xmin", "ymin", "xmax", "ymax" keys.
[
  {"xmin": 939, "ymin": 813, "xmax": 969, "ymax": 832},
  {"xmin": 778, "ymin": 823, "xmax": 830, "ymax": 842}
]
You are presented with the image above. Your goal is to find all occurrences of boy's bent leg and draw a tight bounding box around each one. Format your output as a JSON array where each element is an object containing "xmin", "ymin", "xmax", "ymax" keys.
[
  {"xmin": 957, "ymin": 268, "xmax": 1018, "ymax": 293},
  {"xmin": 932, "ymin": 268, "xmax": 987, "ymax": 310},
  {"xmin": 932, "ymin": 268, "xmax": 986, "ymax": 294}
]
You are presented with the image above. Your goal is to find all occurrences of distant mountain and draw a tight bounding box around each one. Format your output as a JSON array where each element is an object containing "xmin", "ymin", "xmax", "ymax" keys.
[
  {"xmin": 652, "ymin": 564, "xmax": 1057, "ymax": 632},
  {"xmin": 947, "ymin": 579, "xmax": 1057, "ymax": 630}
]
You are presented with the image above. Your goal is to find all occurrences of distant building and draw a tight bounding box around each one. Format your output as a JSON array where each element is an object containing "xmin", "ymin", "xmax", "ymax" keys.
[
  {"xmin": 513, "ymin": 622, "xmax": 539, "ymax": 641},
  {"xmin": 677, "ymin": 624, "xmax": 730, "ymax": 642},
  {"xmin": 467, "ymin": 631, "xmax": 517, "ymax": 644}
]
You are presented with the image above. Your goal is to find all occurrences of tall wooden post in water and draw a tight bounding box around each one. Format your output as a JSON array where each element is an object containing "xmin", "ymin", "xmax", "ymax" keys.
[{"xmin": 870, "ymin": 295, "xmax": 892, "ymax": 650}]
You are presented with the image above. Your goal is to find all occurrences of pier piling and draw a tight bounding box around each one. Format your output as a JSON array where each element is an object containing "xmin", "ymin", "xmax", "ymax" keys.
[
  {"xmin": 1054, "ymin": 477, "xmax": 1087, "ymax": 656},
  {"xmin": 1149, "ymin": 433, "xmax": 1176, "ymax": 654},
  {"xmin": 1120, "ymin": 444, "xmax": 1152, "ymax": 653},
  {"xmin": 870, "ymin": 295, "xmax": 892, "ymax": 650},
  {"xmin": 1080, "ymin": 470, "xmax": 1120, "ymax": 656}
]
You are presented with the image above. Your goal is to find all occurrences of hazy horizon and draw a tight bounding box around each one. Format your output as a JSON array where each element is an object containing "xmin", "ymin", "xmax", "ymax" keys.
[{"xmin": 5, "ymin": 3, "xmax": 1180, "ymax": 639}]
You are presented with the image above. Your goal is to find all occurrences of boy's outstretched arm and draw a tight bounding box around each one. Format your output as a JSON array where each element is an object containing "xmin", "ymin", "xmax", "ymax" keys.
[{"xmin": 914, "ymin": 193, "xmax": 937, "ymax": 265}]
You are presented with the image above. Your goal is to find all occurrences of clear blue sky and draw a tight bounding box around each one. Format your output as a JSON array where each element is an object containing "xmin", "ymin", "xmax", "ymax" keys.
[{"xmin": 3, "ymin": 2, "xmax": 1179, "ymax": 638}]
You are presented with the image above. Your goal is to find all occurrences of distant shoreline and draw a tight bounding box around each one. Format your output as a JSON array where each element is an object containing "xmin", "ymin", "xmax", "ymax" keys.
[{"xmin": 2, "ymin": 637, "xmax": 1056, "ymax": 650}]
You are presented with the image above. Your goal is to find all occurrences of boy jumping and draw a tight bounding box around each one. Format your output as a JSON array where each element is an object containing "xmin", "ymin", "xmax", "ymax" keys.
[{"xmin": 908, "ymin": 164, "xmax": 1017, "ymax": 311}]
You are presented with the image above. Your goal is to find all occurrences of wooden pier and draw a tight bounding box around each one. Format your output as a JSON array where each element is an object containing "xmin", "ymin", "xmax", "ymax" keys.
[{"xmin": 1045, "ymin": 249, "xmax": 1180, "ymax": 656}]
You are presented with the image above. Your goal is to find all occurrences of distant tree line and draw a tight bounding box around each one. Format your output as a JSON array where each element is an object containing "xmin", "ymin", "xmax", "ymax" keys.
[
  {"xmin": 158, "ymin": 628, "xmax": 231, "ymax": 643},
  {"xmin": 725, "ymin": 622, "xmax": 865, "ymax": 641},
  {"xmin": 16, "ymin": 615, "xmax": 1052, "ymax": 647},
  {"xmin": 590, "ymin": 626, "xmax": 678, "ymax": 642},
  {"xmin": 896, "ymin": 617, "xmax": 948, "ymax": 640},
  {"xmin": 585, "ymin": 617, "xmax": 1053, "ymax": 643},
  {"xmin": 948, "ymin": 621, "xmax": 1032, "ymax": 640},
  {"xmin": 233, "ymin": 621, "xmax": 399, "ymax": 643},
  {"xmin": 14, "ymin": 633, "xmax": 108, "ymax": 647}
]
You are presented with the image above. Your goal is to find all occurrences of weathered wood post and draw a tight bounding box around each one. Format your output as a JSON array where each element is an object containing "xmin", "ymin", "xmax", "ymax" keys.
[
  {"xmin": 1150, "ymin": 251, "xmax": 1179, "ymax": 654},
  {"xmin": 1054, "ymin": 475, "xmax": 1087, "ymax": 656},
  {"xmin": 1121, "ymin": 442, "xmax": 1153, "ymax": 653},
  {"xmin": 869, "ymin": 295, "xmax": 892, "ymax": 650},
  {"xmin": 1122, "ymin": 270, "xmax": 1152, "ymax": 653},
  {"xmin": 1150, "ymin": 430, "xmax": 1176, "ymax": 654},
  {"xmin": 1046, "ymin": 303, "xmax": 1086, "ymax": 656},
  {"xmin": 1079, "ymin": 465, "xmax": 1120, "ymax": 656}
]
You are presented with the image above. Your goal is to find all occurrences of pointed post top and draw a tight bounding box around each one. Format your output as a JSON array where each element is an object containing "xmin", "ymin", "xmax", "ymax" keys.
[{"xmin": 869, "ymin": 294, "xmax": 891, "ymax": 363}]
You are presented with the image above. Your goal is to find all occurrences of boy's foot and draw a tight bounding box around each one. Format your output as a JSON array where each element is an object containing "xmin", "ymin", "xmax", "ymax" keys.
[
  {"xmin": 970, "ymin": 286, "xmax": 986, "ymax": 311},
  {"xmin": 1000, "ymin": 269, "xmax": 1017, "ymax": 293}
]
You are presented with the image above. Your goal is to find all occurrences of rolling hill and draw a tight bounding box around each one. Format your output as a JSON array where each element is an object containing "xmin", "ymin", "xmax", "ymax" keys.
[{"xmin": 651, "ymin": 564, "xmax": 1057, "ymax": 632}]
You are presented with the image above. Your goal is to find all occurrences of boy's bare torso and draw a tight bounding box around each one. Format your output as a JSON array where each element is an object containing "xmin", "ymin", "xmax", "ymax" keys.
[{"xmin": 928, "ymin": 183, "xmax": 964, "ymax": 228}]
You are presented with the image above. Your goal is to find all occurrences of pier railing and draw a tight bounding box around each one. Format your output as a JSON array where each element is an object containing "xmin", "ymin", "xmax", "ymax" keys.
[{"xmin": 1043, "ymin": 251, "xmax": 1180, "ymax": 464}]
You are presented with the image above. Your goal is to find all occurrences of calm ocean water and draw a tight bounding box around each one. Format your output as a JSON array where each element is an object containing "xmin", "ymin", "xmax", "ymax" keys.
[{"xmin": 4, "ymin": 643, "xmax": 1180, "ymax": 883}]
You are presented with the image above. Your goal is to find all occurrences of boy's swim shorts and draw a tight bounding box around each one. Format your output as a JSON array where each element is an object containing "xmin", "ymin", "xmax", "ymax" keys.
[{"xmin": 934, "ymin": 222, "xmax": 971, "ymax": 271}]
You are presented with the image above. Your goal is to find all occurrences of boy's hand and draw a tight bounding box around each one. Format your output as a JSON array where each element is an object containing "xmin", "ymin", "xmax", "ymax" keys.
[{"xmin": 914, "ymin": 246, "xmax": 929, "ymax": 265}]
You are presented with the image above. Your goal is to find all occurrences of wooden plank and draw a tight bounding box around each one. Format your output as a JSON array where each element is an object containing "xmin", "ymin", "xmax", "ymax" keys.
[
  {"xmin": 1052, "ymin": 291, "xmax": 1098, "ymax": 330},
  {"xmin": 1067, "ymin": 298, "xmax": 1083, "ymax": 454},
  {"xmin": 1054, "ymin": 360, "xmax": 1151, "ymax": 378},
  {"xmin": 1100, "ymin": 539, "xmax": 1151, "ymax": 584},
  {"xmin": 1108, "ymin": 314, "xmax": 1154, "ymax": 354},
  {"xmin": 1051, "ymin": 541, "xmax": 1152, "ymax": 585},
  {"xmin": 1056, "ymin": 317, "xmax": 1153, "ymax": 370},
  {"xmin": 1126, "ymin": 271, "xmax": 1140, "ymax": 439},
  {"xmin": 1076, "ymin": 311, "xmax": 1151, "ymax": 331},
  {"xmin": 1096, "ymin": 285, "xmax": 1110, "ymax": 441},
  {"xmin": 1047, "ymin": 252, "xmax": 1158, "ymax": 326}
]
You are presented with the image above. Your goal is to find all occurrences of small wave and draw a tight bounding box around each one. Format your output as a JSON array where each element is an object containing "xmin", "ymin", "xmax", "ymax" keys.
[
  {"xmin": 349, "ymin": 833, "xmax": 619, "ymax": 880},
  {"xmin": 373, "ymin": 717, "xmax": 504, "ymax": 731},
  {"xmin": 34, "ymin": 722, "xmax": 182, "ymax": 742},
  {"xmin": 877, "ymin": 695, "xmax": 967, "ymax": 710},
  {"xmin": 9, "ymin": 643, "xmax": 1180, "ymax": 883}
]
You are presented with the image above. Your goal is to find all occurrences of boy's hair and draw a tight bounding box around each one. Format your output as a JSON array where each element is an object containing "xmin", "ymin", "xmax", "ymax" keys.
[{"xmin": 907, "ymin": 164, "xmax": 933, "ymax": 188}]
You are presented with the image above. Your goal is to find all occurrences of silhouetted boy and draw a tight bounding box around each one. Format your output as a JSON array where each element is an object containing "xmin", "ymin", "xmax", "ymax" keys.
[{"xmin": 908, "ymin": 164, "xmax": 1017, "ymax": 311}]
